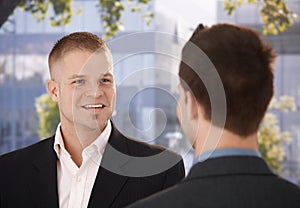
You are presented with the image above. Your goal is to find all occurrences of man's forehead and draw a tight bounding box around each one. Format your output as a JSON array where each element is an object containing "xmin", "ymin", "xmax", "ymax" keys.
[
  {"xmin": 63, "ymin": 50, "xmax": 112, "ymax": 67},
  {"xmin": 63, "ymin": 49, "xmax": 111, "ymax": 60},
  {"xmin": 51, "ymin": 50, "xmax": 113, "ymax": 80}
]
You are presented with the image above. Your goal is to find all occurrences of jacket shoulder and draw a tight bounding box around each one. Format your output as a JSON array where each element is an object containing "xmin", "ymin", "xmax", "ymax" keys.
[
  {"xmin": 126, "ymin": 137, "xmax": 184, "ymax": 167},
  {"xmin": 107, "ymin": 126, "xmax": 185, "ymax": 178},
  {"xmin": 126, "ymin": 137, "xmax": 170, "ymax": 156},
  {"xmin": 110, "ymin": 126, "xmax": 182, "ymax": 158},
  {"xmin": 0, "ymin": 137, "xmax": 54, "ymax": 167}
]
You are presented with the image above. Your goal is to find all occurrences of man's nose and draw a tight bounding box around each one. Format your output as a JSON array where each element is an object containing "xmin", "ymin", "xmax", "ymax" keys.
[{"xmin": 84, "ymin": 84, "xmax": 104, "ymax": 97}]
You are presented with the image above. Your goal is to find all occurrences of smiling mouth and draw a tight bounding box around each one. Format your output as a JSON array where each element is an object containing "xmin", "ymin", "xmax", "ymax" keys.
[{"xmin": 82, "ymin": 104, "xmax": 105, "ymax": 109}]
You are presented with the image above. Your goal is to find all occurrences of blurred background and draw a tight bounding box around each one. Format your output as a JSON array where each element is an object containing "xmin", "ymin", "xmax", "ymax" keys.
[{"xmin": 0, "ymin": 0, "xmax": 300, "ymax": 185}]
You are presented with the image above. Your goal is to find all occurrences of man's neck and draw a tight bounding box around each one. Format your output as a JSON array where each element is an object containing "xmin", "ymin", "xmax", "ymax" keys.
[
  {"xmin": 194, "ymin": 122, "xmax": 258, "ymax": 157},
  {"xmin": 60, "ymin": 122, "xmax": 102, "ymax": 167}
]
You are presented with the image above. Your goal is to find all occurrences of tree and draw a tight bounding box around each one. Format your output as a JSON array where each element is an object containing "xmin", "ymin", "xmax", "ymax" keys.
[
  {"xmin": 1, "ymin": 0, "xmax": 297, "ymax": 38},
  {"xmin": 258, "ymin": 96, "xmax": 296, "ymax": 172},
  {"xmin": 36, "ymin": 94, "xmax": 59, "ymax": 139},
  {"xmin": 0, "ymin": 0, "xmax": 21, "ymax": 28},
  {"xmin": 223, "ymin": 0, "xmax": 298, "ymax": 35},
  {"xmin": 0, "ymin": 0, "xmax": 153, "ymax": 39}
]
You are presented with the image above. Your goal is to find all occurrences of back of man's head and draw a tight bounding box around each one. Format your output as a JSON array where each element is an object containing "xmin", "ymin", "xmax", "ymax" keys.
[{"xmin": 179, "ymin": 23, "xmax": 276, "ymax": 137}]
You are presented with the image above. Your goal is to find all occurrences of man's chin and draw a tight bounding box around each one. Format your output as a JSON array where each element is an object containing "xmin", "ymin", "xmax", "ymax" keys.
[
  {"xmin": 74, "ymin": 121, "xmax": 103, "ymax": 131},
  {"xmin": 73, "ymin": 114, "xmax": 110, "ymax": 131}
]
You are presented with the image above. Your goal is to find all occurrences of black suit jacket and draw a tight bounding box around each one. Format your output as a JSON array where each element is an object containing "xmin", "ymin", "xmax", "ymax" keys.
[
  {"xmin": 128, "ymin": 156, "xmax": 300, "ymax": 208},
  {"xmin": 0, "ymin": 126, "xmax": 185, "ymax": 208}
]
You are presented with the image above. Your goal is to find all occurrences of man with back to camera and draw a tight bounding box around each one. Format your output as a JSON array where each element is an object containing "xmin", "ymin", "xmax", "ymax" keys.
[
  {"xmin": 127, "ymin": 23, "xmax": 300, "ymax": 207},
  {"xmin": 0, "ymin": 32, "xmax": 185, "ymax": 208}
]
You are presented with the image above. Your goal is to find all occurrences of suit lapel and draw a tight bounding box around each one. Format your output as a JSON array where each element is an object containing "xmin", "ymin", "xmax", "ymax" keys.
[
  {"xmin": 88, "ymin": 126, "xmax": 129, "ymax": 208},
  {"xmin": 28, "ymin": 137, "xmax": 59, "ymax": 208}
]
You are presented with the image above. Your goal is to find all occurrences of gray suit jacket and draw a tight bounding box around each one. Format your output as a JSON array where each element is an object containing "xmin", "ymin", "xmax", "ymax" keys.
[
  {"xmin": 128, "ymin": 156, "xmax": 300, "ymax": 208},
  {"xmin": 0, "ymin": 125, "xmax": 185, "ymax": 208}
]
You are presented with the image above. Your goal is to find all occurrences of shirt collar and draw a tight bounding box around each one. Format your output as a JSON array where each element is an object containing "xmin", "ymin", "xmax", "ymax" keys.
[
  {"xmin": 53, "ymin": 123, "xmax": 65, "ymax": 158},
  {"xmin": 88, "ymin": 120, "xmax": 111, "ymax": 156},
  {"xmin": 195, "ymin": 148, "xmax": 261, "ymax": 163},
  {"xmin": 53, "ymin": 121, "xmax": 112, "ymax": 159}
]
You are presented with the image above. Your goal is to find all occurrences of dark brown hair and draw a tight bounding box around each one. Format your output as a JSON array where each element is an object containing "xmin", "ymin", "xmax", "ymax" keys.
[
  {"xmin": 179, "ymin": 23, "xmax": 276, "ymax": 136},
  {"xmin": 48, "ymin": 32, "xmax": 111, "ymax": 78}
]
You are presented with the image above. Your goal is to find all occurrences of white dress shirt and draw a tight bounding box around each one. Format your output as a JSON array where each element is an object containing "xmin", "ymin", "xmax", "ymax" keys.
[{"xmin": 53, "ymin": 121, "xmax": 111, "ymax": 208}]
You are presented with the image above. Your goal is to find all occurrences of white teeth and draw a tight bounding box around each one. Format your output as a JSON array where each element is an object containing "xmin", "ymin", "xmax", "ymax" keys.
[{"xmin": 84, "ymin": 104, "xmax": 103, "ymax": 109}]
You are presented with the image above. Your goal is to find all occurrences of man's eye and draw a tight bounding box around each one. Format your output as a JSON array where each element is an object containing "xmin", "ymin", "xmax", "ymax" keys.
[
  {"xmin": 100, "ymin": 78, "xmax": 112, "ymax": 84},
  {"xmin": 73, "ymin": 79, "xmax": 85, "ymax": 85}
]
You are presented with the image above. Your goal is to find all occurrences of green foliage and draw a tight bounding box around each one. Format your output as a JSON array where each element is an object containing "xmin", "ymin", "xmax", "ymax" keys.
[
  {"xmin": 97, "ymin": 0, "xmax": 153, "ymax": 39},
  {"xmin": 18, "ymin": 0, "xmax": 153, "ymax": 39},
  {"xmin": 223, "ymin": 0, "xmax": 297, "ymax": 35},
  {"xmin": 98, "ymin": 0, "xmax": 126, "ymax": 39},
  {"xmin": 19, "ymin": 0, "xmax": 82, "ymax": 27},
  {"xmin": 258, "ymin": 96, "xmax": 296, "ymax": 172},
  {"xmin": 36, "ymin": 93, "xmax": 59, "ymax": 139}
]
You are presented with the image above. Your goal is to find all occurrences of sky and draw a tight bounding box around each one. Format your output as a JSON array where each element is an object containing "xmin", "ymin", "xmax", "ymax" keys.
[{"xmin": 156, "ymin": 0, "xmax": 217, "ymax": 37}]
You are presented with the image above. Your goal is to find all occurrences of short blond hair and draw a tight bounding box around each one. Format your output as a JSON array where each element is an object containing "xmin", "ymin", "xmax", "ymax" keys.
[{"xmin": 48, "ymin": 32, "xmax": 111, "ymax": 79}]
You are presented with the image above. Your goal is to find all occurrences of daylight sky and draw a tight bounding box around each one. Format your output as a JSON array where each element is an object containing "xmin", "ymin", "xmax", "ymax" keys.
[{"xmin": 156, "ymin": 0, "xmax": 217, "ymax": 37}]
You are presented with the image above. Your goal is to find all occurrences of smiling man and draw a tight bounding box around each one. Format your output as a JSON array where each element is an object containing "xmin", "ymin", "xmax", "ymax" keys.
[
  {"xmin": 0, "ymin": 32, "xmax": 185, "ymax": 208},
  {"xmin": 47, "ymin": 46, "xmax": 116, "ymax": 166}
]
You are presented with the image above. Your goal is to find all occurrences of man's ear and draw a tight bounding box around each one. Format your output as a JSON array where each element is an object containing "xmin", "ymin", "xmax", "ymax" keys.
[
  {"xmin": 47, "ymin": 80, "xmax": 59, "ymax": 103},
  {"xmin": 186, "ymin": 91, "xmax": 198, "ymax": 120}
]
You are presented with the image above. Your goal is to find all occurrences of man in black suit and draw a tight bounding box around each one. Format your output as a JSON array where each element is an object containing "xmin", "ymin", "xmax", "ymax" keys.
[
  {"xmin": 0, "ymin": 32, "xmax": 185, "ymax": 208},
  {"xmin": 128, "ymin": 23, "xmax": 300, "ymax": 208}
]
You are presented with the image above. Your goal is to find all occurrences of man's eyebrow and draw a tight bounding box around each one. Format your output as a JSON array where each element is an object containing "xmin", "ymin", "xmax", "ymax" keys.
[
  {"xmin": 68, "ymin": 74, "xmax": 85, "ymax": 79},
  {"xmin": 67, "ymin": 73, "xmax": 113, "ymax": 79},
  {"xmin": 103, "ymin": 73, "xmax": 113, "ymax": 77}
]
